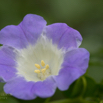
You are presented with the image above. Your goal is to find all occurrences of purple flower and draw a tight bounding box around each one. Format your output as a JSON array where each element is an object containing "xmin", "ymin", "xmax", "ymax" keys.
[{"xmin": 0, "ymin": 14, "xmax": 89, "ymax": 100}]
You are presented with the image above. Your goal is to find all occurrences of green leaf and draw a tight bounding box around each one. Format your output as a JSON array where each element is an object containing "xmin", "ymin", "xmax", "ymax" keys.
[
  {"xmin": 44, "ymin": 97, "xmax": 51, "ymax": 103},
  {"xmin": 49, "ymin": 99, "xmax": 72, "ymax": 103},
  {"xmin": 49, "ymin": 98, "xmax": 97, "ymax": 103},
  {"xmin": 62, "ymin": 77, "xmax": 84, "ymax": 98},
  {"xmin": 83, "ymin": 76, "xmax": 97, "ymax": 97},
  {"xmin": 0, "ymin": 83, "xmax": 5, "ymax": 92},
  {"xmin": 0, "ymin": 92, "xmax": 19, "ymax": 103},
  {"xmin": 71, "ymin": 77, "xmax": 85, "ymax": 97},
  {"xmin": 62, "ymin": 81, "xmax": 77, "ymax": 98},
  {"xmin": 0, "ymin": 44, "xmax": 2, "ymax": 46}
]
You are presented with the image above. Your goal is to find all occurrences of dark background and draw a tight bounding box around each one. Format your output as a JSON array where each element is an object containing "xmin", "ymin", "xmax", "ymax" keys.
[{"xmin": 0, "ymin": 0, "xmax": 103, "ymax": 103}]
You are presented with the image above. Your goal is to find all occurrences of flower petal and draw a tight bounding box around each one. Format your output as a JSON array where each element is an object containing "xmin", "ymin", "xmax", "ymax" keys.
[
  {"xmin": 32, "ymin": 77, "xmax": 57, "ymax": 98},
  {"xmin": 20, "ymin": 14, "xmax": 47, "ymax": 44},
  {"xmin": 53, "ymin": 67, "xmax": 82, "ymax": 91},
  {"xmin": 0, "ymin": 65, "xmax": 16, "ymax": 82},
  {"xmin": 45, "ymin": 23, "xmax": 68, "ymax": 44},
  {"xmin": 54, "ymin": 48, "xmax": 89, "ymax": 90},
  {"xmin": 45, "ymin": 23, "xmax": 82, "ymax": 49},
  {"xmin": 63, "ymin": 48, "xmax": 90, "ymax": 70},
  {"xmin": 0, "ymin": 25, "xmax": 28, "ymax": 49},
  {"xmin": 0, "ymin": 46, "xmax": 17, "ymax": 82},
  {"xmin": 4, "ymin": 77, "xmax": 36, "ymax": 100}
]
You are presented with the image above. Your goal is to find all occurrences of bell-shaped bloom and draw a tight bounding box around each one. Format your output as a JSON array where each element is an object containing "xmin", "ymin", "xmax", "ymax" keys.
[{"xmin": 0, "ymin": 14, "xmax": 89, "ymax": 100}]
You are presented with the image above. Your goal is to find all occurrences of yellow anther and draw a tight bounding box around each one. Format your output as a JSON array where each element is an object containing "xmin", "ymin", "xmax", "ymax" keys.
[
  {"xmin": 41, "ymin": 68, "xmax": 46, "ymax": 73},
  {"xmin": 34, "ymin": 70, "xmax": 40, "ymax": 73},
  {"xmin": 41, "ymin": 60, "xmax": 45, "ymax": 66},
  {"xmin": 35, "ymin": 64, "xmax": 41, "ymax": 69},
  {"xmin": 46, "ymin": 64, "xmax": 49, "ymax": 69}
]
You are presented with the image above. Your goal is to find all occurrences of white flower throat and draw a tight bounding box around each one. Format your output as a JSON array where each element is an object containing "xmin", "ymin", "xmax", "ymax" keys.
[{"xmin": 16, "ymin": 34, "xmax": 64, "ymax": 82}]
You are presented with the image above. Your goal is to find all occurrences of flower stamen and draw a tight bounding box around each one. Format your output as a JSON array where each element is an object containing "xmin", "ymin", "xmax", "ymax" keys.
[
  {"xmin": 34, "ymin": 60, "xmax": 51, "ymax": 80},
  {"xmin": 41, "ymin": 60, "xmax": 45, "ymax": 66},
  {"xmin": 35, "ymin": 64, "xmax": 41, "ymax": 69},
  {"xmin": 41, "ymin": 68, "xmax": 46, "ymax": 73},
  {"xmin": 34, "ymin": 70, "xmax": 40, "ymax": 73},
  {"xmin": 46, "ymin": 64, "xmax": 49, "ymax": 69}
]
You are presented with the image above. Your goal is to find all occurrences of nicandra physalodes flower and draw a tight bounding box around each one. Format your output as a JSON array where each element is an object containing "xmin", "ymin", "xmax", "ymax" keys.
[{"xmin": 0, "ymin": 14, "xmax": 89, "ymax": 100}]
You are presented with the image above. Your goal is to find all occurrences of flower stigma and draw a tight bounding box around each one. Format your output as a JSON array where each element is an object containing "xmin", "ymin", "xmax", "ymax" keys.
[{"xmin": 34, "ymin": 60, "xmax": 51, "ymax": 80}]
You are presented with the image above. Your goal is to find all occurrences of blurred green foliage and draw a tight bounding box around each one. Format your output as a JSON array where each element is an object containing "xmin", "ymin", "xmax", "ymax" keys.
[{"xmin": 0, "ymin": 0, "xmax": 103, "ymax": 103}]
